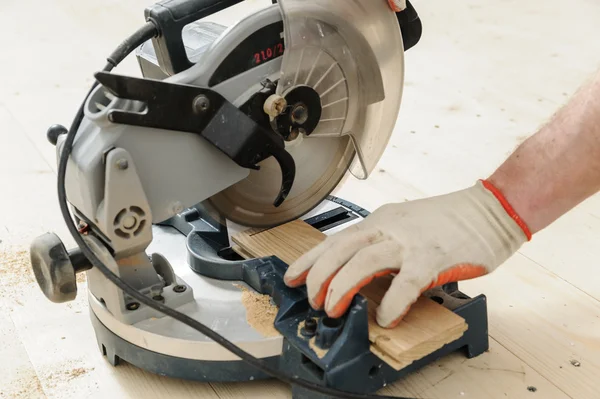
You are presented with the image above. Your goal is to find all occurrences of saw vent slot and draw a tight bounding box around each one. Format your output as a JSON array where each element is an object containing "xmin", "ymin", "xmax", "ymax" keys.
[
  {"xmin": 305, "ymin": 207, "xmax": 358, "ymax": 232},
  {"xmin": 88, "ymin": 86, "xmax": 116, "ymax": 114}
]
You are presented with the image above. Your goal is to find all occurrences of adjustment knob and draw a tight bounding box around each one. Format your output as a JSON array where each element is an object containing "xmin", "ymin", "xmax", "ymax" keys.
[
  {"xmin": 46, "ymin": 124, "xmax": 68, "ymax": 146},
  {"xmin": 30, "ymin": 233, "xmax": 91, "ymax": 303}
]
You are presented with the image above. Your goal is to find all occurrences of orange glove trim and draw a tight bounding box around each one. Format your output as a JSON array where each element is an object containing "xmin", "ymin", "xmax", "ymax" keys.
[
  {"xmin": 285, "ymin": 269, "xmax": 309, "ymax": 288},
  {"xmin": 327, "ymin": 269, "xmax": 398, "ymax": 318},
  {"xmin": 387, "ymin": 0, "xmax": 403, "ymax": 12},
  {"xmin": 481, "ymin": 179, "xmax": 532, "ymax": 241}
]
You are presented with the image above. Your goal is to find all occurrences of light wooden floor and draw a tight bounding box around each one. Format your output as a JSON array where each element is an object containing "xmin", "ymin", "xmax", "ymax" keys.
[{"xmin": 1, "ymin": 0, "xmax": 600, "ymax": 398}]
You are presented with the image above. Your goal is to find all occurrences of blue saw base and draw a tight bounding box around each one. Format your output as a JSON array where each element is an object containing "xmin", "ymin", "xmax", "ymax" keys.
[{"xmin": 92, "ymin": 198, "xmax": 489, "ymax": 398}]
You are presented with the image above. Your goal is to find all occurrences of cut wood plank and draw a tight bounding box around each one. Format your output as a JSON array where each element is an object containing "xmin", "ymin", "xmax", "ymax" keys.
[
  {"xmin": 369, "ymin": 297, "xmax": 468, "ymax": 370},
  {"xmin": 232, "ymin": 219, "xmax": 467, "ymax": 370},
  {"xmin": 232, "ymin": 220, "xmax": 323, "ymax": 266}
]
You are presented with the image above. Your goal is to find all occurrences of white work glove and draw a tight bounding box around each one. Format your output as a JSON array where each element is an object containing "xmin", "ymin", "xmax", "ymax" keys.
[
  {"xmin": 388, "ymin": 0, "xmax": 407, "ymax": 12},
  {"xmin": 284, "ymin": 181, "xmax": 531, "ymax": 328}
]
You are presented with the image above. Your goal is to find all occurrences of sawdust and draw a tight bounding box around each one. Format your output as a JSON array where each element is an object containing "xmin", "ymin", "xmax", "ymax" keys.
[
  {"xmin": 0, "ymin": 246, "xmax": 86, "ymax": 288},
  {"xmin": 0, "ymin": 248, "xmax": 34, "ymax": 286},
  {"xmin": 2, "ymin": 366, "xmax": 46, "ymax": 399},
  {"xmin": 297, "ymin": 318, "xmax": 328, "ymax": 359},
  {"xmin": 66, "ymin": 367, "xmax": 91, "ymax": 379},
  {"xmin": 308, "ymin": 336, "xmax": 328, "ymax": 359},
  {"xmin": 42, "ymin": 367, "xmax": 94, "ymax": 390},
  {"xmin": 235, "ymin": 284, "xmax": 281, "ymax": 338}
]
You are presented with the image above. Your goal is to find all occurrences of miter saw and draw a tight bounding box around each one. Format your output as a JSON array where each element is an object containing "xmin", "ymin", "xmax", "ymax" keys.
[{"xmin": 29, "ymin": 1, "xmax": 489, "ymax": 398}]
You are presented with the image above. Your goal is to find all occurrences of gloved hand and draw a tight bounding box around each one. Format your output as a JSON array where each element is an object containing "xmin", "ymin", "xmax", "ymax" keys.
[
  {"xmin": 284, "ymin": 180, "xmax": 531, "ymax": 328},
  {"xmin": 388, "ymin": 0, "xmax": 407, "ymax": 12}
]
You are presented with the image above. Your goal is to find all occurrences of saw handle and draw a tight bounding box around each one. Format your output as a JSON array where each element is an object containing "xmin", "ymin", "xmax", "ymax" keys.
[{"xmin": 145, "ymin": 0, "xmax": 245, "ymax": 75}]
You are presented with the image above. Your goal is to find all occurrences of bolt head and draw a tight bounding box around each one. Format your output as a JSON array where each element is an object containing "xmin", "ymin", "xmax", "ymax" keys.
[
  {"xmin": 305, "ymin": 318, "xmax": 317, "ymax": 332},
  {"xmin": 173, "ymin": 285, "xmax": 187, "ymax": 293},
  {"xmin": 171, "ymin": 201, "xmax": 184, "ymax": 215},
  {"xmin": 193, "ymin": 95, "xmax": 211, "ymax": 113},
  {"xmin": 126, "ymin": 302, "xmax": 140, "ymax": 311},
  {"xmin": 116, "ymin": 159, "xmax": 129, "ymax": 170},
  {"xmin": 291, "ymin": 104, "xmax": 309, "ymax": 124}
]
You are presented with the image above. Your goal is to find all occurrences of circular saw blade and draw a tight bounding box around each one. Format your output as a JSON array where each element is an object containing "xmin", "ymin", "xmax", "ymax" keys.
[
  {"xmin": 208, "ymin": 0, "xmax": 403, "ymax": 227},
  {"xmin": 208, "ymin": 34, "xmax": 356, "ymax": 228},
  {"xmin": 208, "ymin": 134, "xmax": 354, "ymax": 227}
]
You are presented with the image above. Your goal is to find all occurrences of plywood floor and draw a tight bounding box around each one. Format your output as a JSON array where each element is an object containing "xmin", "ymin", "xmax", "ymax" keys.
[{"xmin": 1, "ymin": 0, "xmax": 599, "ymax": 398}]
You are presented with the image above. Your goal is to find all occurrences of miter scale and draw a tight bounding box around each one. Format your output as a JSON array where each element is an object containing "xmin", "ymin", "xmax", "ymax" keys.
[{"xmin": 29, "ymin": 1, "xmax": 489, "ymax": 398}]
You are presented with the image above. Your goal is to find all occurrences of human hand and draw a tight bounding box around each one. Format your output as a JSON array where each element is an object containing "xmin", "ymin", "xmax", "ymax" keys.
[{"xmin": 284, "ymin": 181, "xmax": 530, "ymax": 328}]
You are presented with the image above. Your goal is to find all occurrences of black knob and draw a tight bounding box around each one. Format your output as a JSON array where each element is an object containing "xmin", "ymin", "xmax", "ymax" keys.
[
  {"xmin": 46, "ymin": 124, "xmax": 68, "ymax": 146},
  {"xmin": 29, "ymin": 233, "xmax": 91, "ymax": 303}
]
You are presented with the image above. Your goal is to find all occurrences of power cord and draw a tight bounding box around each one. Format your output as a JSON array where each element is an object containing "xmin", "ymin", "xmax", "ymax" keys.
[{"xmin": 57, "ymin": 21, "xmax": 418, "ymax": 399}]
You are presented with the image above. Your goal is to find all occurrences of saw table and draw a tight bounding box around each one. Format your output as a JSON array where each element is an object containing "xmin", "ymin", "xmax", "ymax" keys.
[{"xmin": 90, "ymin": 198, "xmax": 489, "ymax": 398}]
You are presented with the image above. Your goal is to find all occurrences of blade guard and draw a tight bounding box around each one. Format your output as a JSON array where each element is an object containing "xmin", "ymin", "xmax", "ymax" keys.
[{"xmin": 276, "ymin": 0, "xmax": 404, "ymax": 179}]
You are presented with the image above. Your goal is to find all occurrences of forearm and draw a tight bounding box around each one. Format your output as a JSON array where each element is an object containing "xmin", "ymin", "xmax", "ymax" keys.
[{"xmin": 489, "ymin": 71, "xmax": 600, "ymax": 233}]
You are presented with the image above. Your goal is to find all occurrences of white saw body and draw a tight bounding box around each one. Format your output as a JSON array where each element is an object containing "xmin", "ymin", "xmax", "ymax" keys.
[
  {"xmin": 91, "ymin": 198, "xmax": 367, "ymax": 367},
  {"xmin": 28, "ymin": 0, "xmax": 432, "ymax": 395}
]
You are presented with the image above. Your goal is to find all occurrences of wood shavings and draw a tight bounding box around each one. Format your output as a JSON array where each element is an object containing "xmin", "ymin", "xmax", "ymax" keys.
[
  {"xmin": 0, "ymin": 248, "xmax": 33, "ymax": 286},
  {"xmin": 234, "ymin": 284, "xmax": 281, "ymax": 338},
  {"xmin": 42, "ymin": 367, "xmax": 94, "ymax": 390},
  {"xmin": 65, "ymin": 367, "xmax": 93, "ymax": 379},
  {"xmin": 297, "ymin": 319, "xmax": 328, "ymax": 359},
  {"xmin": 3, "ymin": 366, "xmax": 46, "ymax": 399},
  {"xmin": 308, "ymin": 337, "xmax": 328, "ymax": 359}
]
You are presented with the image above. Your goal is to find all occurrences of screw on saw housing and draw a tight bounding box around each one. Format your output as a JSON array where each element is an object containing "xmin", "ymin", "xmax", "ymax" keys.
[{"xmin": 94, "ymin": 72, "xmax": 296, "ymax": 207}]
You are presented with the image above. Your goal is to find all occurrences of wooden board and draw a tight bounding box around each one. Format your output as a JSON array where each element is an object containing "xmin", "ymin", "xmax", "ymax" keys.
[{"xmin": 232, "ymin": 220, "xmax": 468, "ymax": 370}]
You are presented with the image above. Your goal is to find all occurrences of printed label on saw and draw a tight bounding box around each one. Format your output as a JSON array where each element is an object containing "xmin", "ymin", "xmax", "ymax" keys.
[
  {"xmin": 209, "ymin": 22, "xmax": 285, "ymax": 87},
  {"xmin": 254, "ymin": 43, "xmax": 285, "ymax": 66}
]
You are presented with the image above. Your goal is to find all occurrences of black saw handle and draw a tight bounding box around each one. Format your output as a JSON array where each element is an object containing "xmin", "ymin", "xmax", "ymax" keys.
[{"xmin": 145, "ymin": 0, "xmax": 245, "ymax": 75}]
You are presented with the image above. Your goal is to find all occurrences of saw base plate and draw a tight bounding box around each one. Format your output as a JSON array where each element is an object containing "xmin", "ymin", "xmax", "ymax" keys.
[{"xmin": 90, "ymin": 198, "xmax": 489, "ymax": 397}]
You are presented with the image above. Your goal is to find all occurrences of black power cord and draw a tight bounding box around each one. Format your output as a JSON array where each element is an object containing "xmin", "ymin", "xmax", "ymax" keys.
[{"xmin": 57, "ymin": 21, "xmax": 418, "ymax": 399}]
